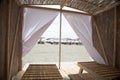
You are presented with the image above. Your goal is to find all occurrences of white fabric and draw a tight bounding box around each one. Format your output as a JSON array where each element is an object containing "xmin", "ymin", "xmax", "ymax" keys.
[
  {"xmin": 63, "ymin": 12, "xmax": 105, "ymax": 64},
  {"xmin": 22, "ymin": 8, "xmax": 58, "ymax": 56}
]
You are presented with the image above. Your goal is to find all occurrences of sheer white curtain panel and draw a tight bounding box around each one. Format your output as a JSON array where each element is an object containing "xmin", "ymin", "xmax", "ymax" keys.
[
  {"xmin": 22, "ymin": 8, "xmax": 59, "ymax": 56},
  {"xmin": 63, "ymin": 12, "xmax": 105, "ymax": 64}
]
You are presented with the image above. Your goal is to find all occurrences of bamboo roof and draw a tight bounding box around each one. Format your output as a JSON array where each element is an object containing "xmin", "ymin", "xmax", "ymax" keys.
[{"xmin": 17, "ymin": 0, "xmax": 120, "ymax": 15}]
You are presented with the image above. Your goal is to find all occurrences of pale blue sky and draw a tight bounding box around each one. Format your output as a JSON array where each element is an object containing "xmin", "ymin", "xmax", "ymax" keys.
[{"xmin": 41, "ymin": 14, "xmax": 78, "ymax": 39}]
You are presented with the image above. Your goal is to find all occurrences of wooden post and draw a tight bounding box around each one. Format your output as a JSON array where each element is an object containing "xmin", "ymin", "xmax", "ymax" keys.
[
  {"xmin": 92, "ymin": 16, "xmax": 109, "ymax": 65},
  {"xmin": 9, "ymin": 8, "xmax": 21, "ymax": 79},
  {"xmin": 5, "ymin": 0, "xmax": 11, "ymax": 79},
  {"xmin": 59, "ymin": 8, "xmax": 62, "ymax": 69},
  {"xmin": 18, "ymin": 7, "xmax": 23, "ymax": 71},
  {"xmin": 113, "ymin": 7, "xmax": 117, "ymax": 67},
  {"xmin": 58, "ymin": 0, "xmax": 68, "ymax": 69}
]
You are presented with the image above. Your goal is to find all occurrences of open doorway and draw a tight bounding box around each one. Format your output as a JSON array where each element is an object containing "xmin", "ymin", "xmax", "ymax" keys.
[{"xmin": 22, "ymin": 11, "xmax": 93, "ymax": 79}]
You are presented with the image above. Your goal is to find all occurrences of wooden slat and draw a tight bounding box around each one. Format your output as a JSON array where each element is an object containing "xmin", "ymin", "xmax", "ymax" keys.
[
  {"xmin": 69, "ymin": 74, "xmax": 84, "ymax": 80},
  {"xmin": 78, "ymin": 61, "xmax": 120, "ymax": 80},
  {"xmin": 22, "ymin": 64, "xmax": 63, "ymax": 80},
  {"xmin": 81, "ymin": 73, "xmax": 95, "ymax": 80}
]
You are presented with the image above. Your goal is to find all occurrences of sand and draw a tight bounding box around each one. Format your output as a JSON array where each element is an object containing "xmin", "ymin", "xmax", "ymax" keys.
[
  {"xmin": 21, "ymin": 43, "xmax": 93, "ymax": 80},
  {"xmin": 22, "ymin": 43, "xmax": 93, "ymax": 67}
]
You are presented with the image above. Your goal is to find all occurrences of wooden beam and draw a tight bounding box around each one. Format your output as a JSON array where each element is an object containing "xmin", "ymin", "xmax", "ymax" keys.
[
  {"xmin": 113, "ymin": 7, "xmax": 117, "ymax": 67},
  {"xmin": 9, "ymin": 8, "xmax": 21, "ymax": 80},
  {"xmin": 94, "ymin": 2, "xmax": 120, "ymax": 15},
  {"xmin": 92, "ymin": 16, "xmax": 109, "ymax": 65},
  {"xmin": 18, "ymin": 7, "xmax": 23, "ymax": 71},
  {"xmin": 23, "ymin": 5, "xmax": 92, "ymax": 16}
]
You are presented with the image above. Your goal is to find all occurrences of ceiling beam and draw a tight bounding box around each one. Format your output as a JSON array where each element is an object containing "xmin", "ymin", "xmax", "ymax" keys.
[
  {"xmin": 79, "ymin": 0, "xmax": 99, "ymax": 8},
  {"xmin": 94, "ymin": 2, "xmax": 120, "ymax": 15},
  {"xmin": 23, "ymin": 5, "xmax": 92, "ymax": 16}
]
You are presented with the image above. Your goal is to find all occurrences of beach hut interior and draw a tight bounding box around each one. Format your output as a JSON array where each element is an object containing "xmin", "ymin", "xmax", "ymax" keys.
[{"xmin": 1, "ymin": 0, "xmax": 120, "ymax": 80}]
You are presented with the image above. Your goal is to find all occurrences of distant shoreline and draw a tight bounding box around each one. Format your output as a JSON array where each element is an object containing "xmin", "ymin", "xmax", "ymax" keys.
[
  {"xmin": 38, "ymin": 37, "xmax": 83, "ymax": 45},
  {"xmin": 38, "ymin": 41, "xmax": 83, "ymax": 45}
]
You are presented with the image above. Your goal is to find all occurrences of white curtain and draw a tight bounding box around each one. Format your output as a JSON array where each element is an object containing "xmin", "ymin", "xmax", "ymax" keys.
[
  {"xmin": 63, "ymin": 12, "xmax": 105, "ymax": 64},
  {"xmin": 22, "ymin": 8, "xmax": 59, "ymax": 56}
]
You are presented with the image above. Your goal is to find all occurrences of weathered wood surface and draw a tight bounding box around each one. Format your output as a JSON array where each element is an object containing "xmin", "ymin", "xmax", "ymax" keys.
[
  {"xmin": 116, "ymin": 5, "xmax": 120, "ymax": 69},
  {"xmin": 22, "ymin": 64, "xmax": 63, "ymax": 80},
  {"xmin": 8, "ymin": 0, "xmax": 22, "ymax": 79},
  {"xmin": 92, "ymin": 8, "xmax": 115, "ymax": 66},
  {"xmin": 17, "ymin": 0, "xmax": 120, "ymax": 14},
  {"xmin": 0, "ymin": 0, "xmax": 22, "ymax": 80},
  {"xmin": 93, "ymin": 5, "xmax": 120, "ymax": 68},
  {"xmin": 0, "ymin": 0, "xmax": 8, "ymax": 80},
  {"xmin": 69, "ymin": 73, "xmax": 94, "ymax": 80},
  {"xmin": 78, "ymin": 61, "xmax": 120, "ymax": 80},
  {"xmin": 68, "ymin": 74, "xmax": 84, "ymax": 80}
]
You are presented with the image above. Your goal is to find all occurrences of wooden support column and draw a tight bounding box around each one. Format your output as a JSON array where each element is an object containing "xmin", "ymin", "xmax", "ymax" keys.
[
  {"xmin": 58, "ymin": 8, "xmax": 62, "ymax": 69},
  {"xmin": 113, "ymin": 7, "xmax": 117, "ymax": 67},
  {"xmin": 5, "ymin": 0, "xmax": 11, "ymax": 79},
  {"xmin": 92, "ymin": 16, "xmax": 109, "ymax": 65},
  {"xmin": 18, "ymin": 7, "xmax": 23, "ymax": 71},
  {"xmin": 9, "ymin": 9, "xmax": 21, "ymax": 79},
  {"xmin": 58, "ymin": 0, "xmax": 67, "ymax": 69}
]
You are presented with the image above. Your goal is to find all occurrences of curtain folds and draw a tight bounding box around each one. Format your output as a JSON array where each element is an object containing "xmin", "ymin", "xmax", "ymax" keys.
[
  {"xmin": 63, "ymin": 12, "xmax": 105, "ymax": 64},
  {"xmin": 22, "ymin": 8, "xmax": 105, "ymax": 64},
  {"xmin": 22, "ymin": 8, "xmax": 59, "ymax": 56}
]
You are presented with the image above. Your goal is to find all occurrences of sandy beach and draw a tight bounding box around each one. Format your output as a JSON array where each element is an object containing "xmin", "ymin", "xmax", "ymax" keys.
[
  {"xmin": 21, "ymin": 43, "xmax": 93, "ymax": 80},
  {"xmin": 22, "ymin": 43, "xmax": 93, "ymax": 66}
]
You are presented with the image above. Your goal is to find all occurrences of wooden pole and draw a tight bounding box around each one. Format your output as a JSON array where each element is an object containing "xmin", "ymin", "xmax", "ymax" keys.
[
  {"xmin": 18, "ymin": 7, "xmax": 24, "ymax": 71},
  {"xmin": 92, "ymin": 16, "xmax": 109, "ymax": 65},
  {"xmin": 6, "ymin": 0, "xmax": 11, "ymax": 79},
  {"xmin": 59, "ymin": 8, "xmax": 62, "ymax": 69},
  {"xmin": 113, "ymin": 7, "xmax": 117, "ymax": 67},
  {"xmin": 9, "ymin": 8, "xmax": 21, "ymax": 79}
]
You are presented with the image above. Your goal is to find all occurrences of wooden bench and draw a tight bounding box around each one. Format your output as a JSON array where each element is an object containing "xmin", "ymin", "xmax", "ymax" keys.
[
  {"xmin": 68, "ymin": 74, "xmax": 84, "ymax": 80},
  {"xmin": 22, "ymin": 64, "xmax": 63, "ymax": 80},
  {"xmin": 78, "ymin": 61, "xmax": 120, "ymax": 80},
  {"xmin": 68, "ymin": 73, "xmax": 96, "ymax": 80}
]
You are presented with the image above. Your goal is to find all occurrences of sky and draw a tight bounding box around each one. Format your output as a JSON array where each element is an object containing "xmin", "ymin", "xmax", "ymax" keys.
[{"xmin": 41, "ymin": 14, "xmax": 79, "ymax": 39}]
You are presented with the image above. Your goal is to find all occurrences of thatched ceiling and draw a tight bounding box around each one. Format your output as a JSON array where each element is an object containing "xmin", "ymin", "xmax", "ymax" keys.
[{"xmin": 17, "ymin": 0, "xmax": 120, "ymax": 14}]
